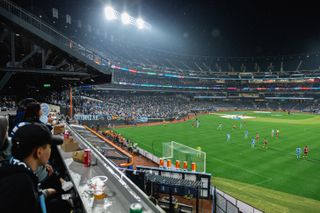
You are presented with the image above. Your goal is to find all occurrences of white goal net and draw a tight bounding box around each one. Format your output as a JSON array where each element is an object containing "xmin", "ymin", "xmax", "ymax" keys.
[{"xmin": 162, "ymin": 141, "xmax": 206, "ymax": 173}]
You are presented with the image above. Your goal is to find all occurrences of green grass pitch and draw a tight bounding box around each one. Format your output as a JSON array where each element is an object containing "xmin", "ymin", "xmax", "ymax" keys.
[{"xmin": 115, "ymin": 111, "xmax": 320, "ymax": 213}]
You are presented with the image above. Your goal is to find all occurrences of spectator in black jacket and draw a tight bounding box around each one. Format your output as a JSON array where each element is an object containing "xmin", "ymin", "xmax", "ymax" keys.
[
  {"xmin": 22, "ymin": 101, "xmax": 73, "ymax": 192},
  {"xmin": 0, "ymin": 123, "xmax": 62, "ymax": 213},
  {"xmin": 9, "ymin": 98, "xmax": 37, "ymax": 133}
]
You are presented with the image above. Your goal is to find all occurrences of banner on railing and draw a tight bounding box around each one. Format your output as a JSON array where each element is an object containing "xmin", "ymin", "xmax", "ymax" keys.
[{"xmin": 137, "ymin": 117, "xmax": 148, "ymax": 122}]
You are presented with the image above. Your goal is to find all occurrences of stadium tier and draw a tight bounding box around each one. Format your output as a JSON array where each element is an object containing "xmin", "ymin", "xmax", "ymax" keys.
[{"xmin": 8, "ymin": 0, "xmax": 320, "ymax": 78}]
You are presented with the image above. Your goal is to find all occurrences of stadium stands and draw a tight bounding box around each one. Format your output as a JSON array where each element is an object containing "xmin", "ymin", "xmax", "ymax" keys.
[
  {"xmin": 72, "ymin": 93, "xmax": 215, "ymax": 120},
  {"xmin": 37, "ymin": 92, "xmax": 317, "ymax": 122},
  {"xmin": 0, "ymin": 96, "xmax": 15, "ymax": 112}
]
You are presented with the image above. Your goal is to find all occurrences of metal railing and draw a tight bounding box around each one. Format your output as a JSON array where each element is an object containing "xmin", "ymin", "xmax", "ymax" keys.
[
  {"xmin": 0, "ymin": 0, "xmax": 110, "ymax": 73},
  {"xmin": 67, "ymin": 124, "xmax": 165, "ymax": 213},
  {"xmin": 214, "ymin": 188, "xmax": 264, "ymax": 213}
]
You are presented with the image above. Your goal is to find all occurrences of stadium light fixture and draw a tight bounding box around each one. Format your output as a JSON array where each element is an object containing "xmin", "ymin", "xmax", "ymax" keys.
[
  {"xmin": 104, "ymin": 7, "xmax": 151, "ymax": 30},
  {"xmin": 104, "ymin": 6, "xmax": 116, "ymax": 20},
  {"xmin": 121, "ymin": 12, "xmax": 130, "ymax": 25},
  {"xmin": 136, "ymin": 18, "xmax": 145, "ymax": 29}
]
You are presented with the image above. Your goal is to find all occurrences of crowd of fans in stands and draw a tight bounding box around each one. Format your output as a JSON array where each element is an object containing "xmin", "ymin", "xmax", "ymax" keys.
[
  {"xmin": 70, "ymin": 93, "xmax": 319, "ymax": 120},
  {"xmin": 1, "ymin": 92, "xmax": 319, "ymax": 123},
  {"xmin": 73, "ymin": 94, "xmax": 215, "ymax": 120},
  {"xmin": 0, "ymin": 96, "xmax": 16, "ymax": 112}
]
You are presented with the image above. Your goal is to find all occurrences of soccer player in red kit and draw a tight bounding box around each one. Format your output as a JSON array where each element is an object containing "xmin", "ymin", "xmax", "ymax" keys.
[
  {"xmin": 255, "ymin": 133, "xmax": 260, "ymax": 142},
  {"xmin": 303, "ymin": 145, "xmax": 309, "ymax": 158}
]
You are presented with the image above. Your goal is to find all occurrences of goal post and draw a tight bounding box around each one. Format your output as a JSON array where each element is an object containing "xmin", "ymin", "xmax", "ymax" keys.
[{"xmin": 162, "ymin": 141, "xmax": 206, "ymax": 173}]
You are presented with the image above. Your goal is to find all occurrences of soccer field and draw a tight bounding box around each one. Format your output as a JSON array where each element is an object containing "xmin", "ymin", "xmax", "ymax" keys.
[{"xmin": 115, "ymin": 111, "xmax": 320, "ymax": 213}]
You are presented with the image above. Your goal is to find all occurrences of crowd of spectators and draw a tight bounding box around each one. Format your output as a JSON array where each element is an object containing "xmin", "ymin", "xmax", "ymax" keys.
[
  {"xmin": 43, "ymin": 92, "xmax": 68, "ymax": 107},
  {"xmin": 0, "ymin": 96, "xmax": 16, "ymax": 112},
  {"xmin": 0, "ymin": 91, "xmax": 319, "ymax": 123},
  {"xmin": 73, "ymin": 94, "xmax": 215, "ymax": 120},
  {"xmin": 72, "ymin": 92, "xmax": 320, "ymax": 120}
]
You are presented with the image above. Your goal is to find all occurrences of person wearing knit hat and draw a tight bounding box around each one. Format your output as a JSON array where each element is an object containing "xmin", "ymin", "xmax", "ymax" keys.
[{"xmin": 0, "ymin": 122, "xmax": 63, "ymax": 213}]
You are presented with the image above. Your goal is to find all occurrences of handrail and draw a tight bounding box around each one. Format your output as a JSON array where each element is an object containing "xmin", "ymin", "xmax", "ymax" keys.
[
  {"xmin": 0, "ymin": 0, "xmax": 110, "ymax": 70},
  {"xmin": 84, "ymin": 125, "xmax": 134, "ymax": 167},
  {"xmin": 67, "ymin": 124, "xmax": 164, "ymax": 213}
]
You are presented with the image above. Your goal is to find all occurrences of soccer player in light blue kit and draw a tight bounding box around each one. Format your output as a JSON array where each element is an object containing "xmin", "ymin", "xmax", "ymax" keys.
[
  {"xmin": 244, "ymin": 129, "xmax": 249, "ymax": 139},
  {"xmin": 226, "ymin": 133, "xmax": 231, "ymax": 142},
  {"xmin": 296, "ymin": 146, "xmax": 301, "ymax": 159},
  {"xmin": 251, "ymin": 138, "xmax": 255, "ymax": 148},
  {"xmin": 196, "ymin": 119, "xmax": 200, "ymax": 128}
]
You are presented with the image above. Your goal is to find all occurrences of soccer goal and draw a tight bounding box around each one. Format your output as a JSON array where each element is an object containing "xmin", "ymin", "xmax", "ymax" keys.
[{"xmin": 162, "ymin": 141, "xmax": 206, "ymax": 173}]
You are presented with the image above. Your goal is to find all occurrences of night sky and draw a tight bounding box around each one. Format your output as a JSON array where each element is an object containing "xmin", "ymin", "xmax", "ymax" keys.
[{"xmin": 15, "ymin": 0, "xmax": 320, "ymax": 57}]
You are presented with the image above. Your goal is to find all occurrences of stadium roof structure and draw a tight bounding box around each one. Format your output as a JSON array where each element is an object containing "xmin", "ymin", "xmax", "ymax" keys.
[{"xmin": 0, "ymin": 0, "xmax": 111, "ymax": 95}]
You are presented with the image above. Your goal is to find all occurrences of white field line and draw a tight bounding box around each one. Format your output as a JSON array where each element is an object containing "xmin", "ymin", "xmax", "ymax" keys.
[{"xmin": 211, "ymin": 156, "xmax": 273, "ymax": 189}]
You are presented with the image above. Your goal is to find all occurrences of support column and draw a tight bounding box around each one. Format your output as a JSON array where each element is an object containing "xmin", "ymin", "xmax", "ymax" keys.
[
  {"xmin": 10, "ymin": 32, "xmax": 15, "ymax": 66},
  {"xmin": 69, "ymin": 86, "xmax": 73, "ymax": 118},
  {"xmin": 0, "ymin": 32, "xmax": 16, "ymax": 90},
  {"xmin": 42, "ymin": 48, "xmax": 46, "ymax": 68}
]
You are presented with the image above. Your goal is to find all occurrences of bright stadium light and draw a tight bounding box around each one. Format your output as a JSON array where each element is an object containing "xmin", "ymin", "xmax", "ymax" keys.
[
  {"xmin": 104, "ymin": 6, "xmax": 116, "ymax": 20},
  {"xmin": 121, "ymin": 12, "xmax": 130, "ymax": 25},
  {"xmin": 136, "ymin": 18, "xmax": 145, "ymax": 29},
  {"xmin": 103, "ymin": 7, "xmax": 151, "ymax": 30}
]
